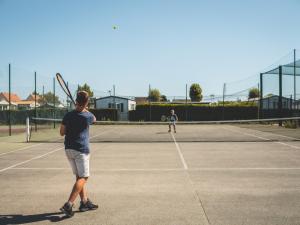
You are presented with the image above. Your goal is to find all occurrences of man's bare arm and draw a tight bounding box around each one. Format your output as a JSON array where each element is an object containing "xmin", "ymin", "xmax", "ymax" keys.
[{"xmin": 60, "ymin": 124, "xmax": 66, "ymax": 136}]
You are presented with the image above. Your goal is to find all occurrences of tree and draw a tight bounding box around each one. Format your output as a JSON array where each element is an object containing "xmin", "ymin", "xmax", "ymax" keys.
[
  {"xmin": 248, "ymin": 88, "xmax": 259, "ymax": 99},
  {"xmin": 160, "ymin": 95, "xmax": 168, "ymax": 102},
  {"xmin": 148, "ymin": 89, "xmax": 161, "ymax": 102},
  {"xmin": 43, "ymin": 92, "xmax": 61, "ymax": 104},
  {"xmin": 77, "ymin": 83, "xmax": 94, "ymax": 97},
  {"xmin": 189, "ymin": 83, "xmax": 203, "ymax": 102}
]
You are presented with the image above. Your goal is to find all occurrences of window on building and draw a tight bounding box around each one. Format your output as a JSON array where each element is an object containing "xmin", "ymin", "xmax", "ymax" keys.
[
  {"xmin": 118, "ymin": 103, "xmax": 124, "ymax": 112},
  {"xmin": 130, "ymin": 104, "xmax": 135, "ymax": 110}
]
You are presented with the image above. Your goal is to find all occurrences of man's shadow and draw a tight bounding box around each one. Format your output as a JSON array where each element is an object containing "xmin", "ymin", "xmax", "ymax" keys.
[{"xmin": 0, "ymin": 212, "xmax": 69, "ymax": 224}]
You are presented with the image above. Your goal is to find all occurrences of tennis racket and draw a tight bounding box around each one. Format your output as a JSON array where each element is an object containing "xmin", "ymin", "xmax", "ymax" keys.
[{"xmin": 56, "ymin": 73, "xmax": 76, "ymax": 106}]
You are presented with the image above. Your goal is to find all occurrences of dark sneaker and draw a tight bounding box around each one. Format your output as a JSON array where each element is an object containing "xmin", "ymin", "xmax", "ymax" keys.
[
  {"xmin": 79, "ymin": 199, "xmax": 99, "ymax": 212},
  {"xmin": 168, "ymin": 130, "xmax": 171, "ymax": 132},
  {"xmin": 60, "ymin": 202, "xmax": 74, "ymax": 218}
]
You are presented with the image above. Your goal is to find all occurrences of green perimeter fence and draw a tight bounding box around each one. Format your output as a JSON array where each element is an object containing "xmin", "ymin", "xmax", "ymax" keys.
[
  {"xmin": 129, "ymin": 104, "xmax": 259, "ymax": 121},
  {"xmin": 0, "ymin": 108, "xmax": 118, "ymax": 137}
]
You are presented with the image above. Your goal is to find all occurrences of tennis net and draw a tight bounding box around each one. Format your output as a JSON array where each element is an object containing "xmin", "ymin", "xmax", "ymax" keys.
[{"xmin": 26, "ymin": 117, "xmax": 300, "ymax": 143}]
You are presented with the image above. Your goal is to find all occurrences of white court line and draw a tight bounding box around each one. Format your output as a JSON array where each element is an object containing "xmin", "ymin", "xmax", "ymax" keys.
[
  {"xmin": 0, "ymin": 129, "xmax": 113, "ymax": 173},
  {"xmin": 0, "ymin": 127, "xmax": 108, "ymax": 158},
  {"xmin": 0, "ymin": 143, "xmax": 44, "ymax": 157},
  {"xmin": 235, "ymin": 125, "xmax": 300, "ymax": 141},
  {"xmin": 170, "ymin": 131, "xmax": 209, "ymax": 224},
  {"xmin": 0, "ymin": 132, "xmax": 66, "ymax": 157},
  {"xmin": 223, "ymin": 126, "xmax": 300, "ymax": 150},
  {"xmin": 11, "ymin": 167, "xmax": 184, "ymax": 171},
  {"xmin": 0, "ymin": 147, "xmax": 64, "ymax": 173},
  {"xmin": 10, "ymin": 167, "xmax": 300, "ymax": 171},
  {"xmin": 11, "ymin": 167, "xmax": 69, "ymax": 170},
  {"xmin": 188, "ymin": 167, "xmax": 300, "ymax": 171},
  {"xmin": 275, "ymin": 141, "xmax": 300, "ymax": 149},
  {"xmin": 90, "ymin": 127, "xmax": 115, "ymax": 139},
  {"xmin": 171, "ymin": 132, "xmax": 188, "ymax": 170},
  {"xmin": 223, "ymin": 126, "xmax": 270, "ymax": 141}
]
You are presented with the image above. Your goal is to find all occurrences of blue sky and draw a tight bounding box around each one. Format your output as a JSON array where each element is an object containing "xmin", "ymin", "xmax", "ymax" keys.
[{"xmin": 0, "ymin": 0, "xmax": 299, "ymax": 100}]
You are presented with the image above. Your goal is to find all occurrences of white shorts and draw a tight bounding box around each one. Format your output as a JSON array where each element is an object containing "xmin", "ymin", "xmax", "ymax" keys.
[{"xmin": 65, "ymin": 149, "xmax": 90, "ymax": 178}]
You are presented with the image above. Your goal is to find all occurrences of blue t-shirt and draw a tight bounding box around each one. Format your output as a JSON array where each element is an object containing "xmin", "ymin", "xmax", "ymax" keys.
[
  {"xmin": 170, "ymin": 114, "xmax": 178, "ymax": 122},
  {"xmin": 62, "ymin": 110, "xmax": 95, "ymax": 153}
]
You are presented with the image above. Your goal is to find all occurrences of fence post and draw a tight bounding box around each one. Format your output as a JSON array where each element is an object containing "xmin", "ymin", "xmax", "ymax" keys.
[
  {"xmin": 34, "ymin": 71, "xmax": 37, "ymax": 131},
  {"xmin": 149, "ymin": 84, "xmax": 151, "ymax": 121},
  {"xmin": 8, "ymin": 63, "xmax": 11, "ymax": 136},
  {"xmin": 260, "ymin": 73, "xmax": 263, "ymax": 119},
  {"xmin": 279, "ymin": 66, "xmax": 282, "ymax": 126},
  {"xmin": 294, "ymin": 49, "xmax": 296, "ymax": 101},
  {"xmin": 222, "ymin": 83, "xmax": 226, "ymax": 120},
  {"xmin": 66, "ymin": 82, "xmax": 69, "ymax": 110},
  {"xmin": 185, "ymin": 84, "xmax": 188, "ymax": 121},
  {"xmin": 53, "ymin": 77, "xmax": 56, "ymax": 128}
]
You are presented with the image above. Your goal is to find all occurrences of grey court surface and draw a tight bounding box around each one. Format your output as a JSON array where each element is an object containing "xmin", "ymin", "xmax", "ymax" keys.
[{"xmin": 1, "ymin": 124, "xmax": 300, "ymax": 225}]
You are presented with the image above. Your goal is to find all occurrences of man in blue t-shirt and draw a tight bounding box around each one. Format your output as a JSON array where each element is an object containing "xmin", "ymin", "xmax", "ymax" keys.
[{"xmin": 59, "ymin": 91, "xmax": 98, "ymax": 217}]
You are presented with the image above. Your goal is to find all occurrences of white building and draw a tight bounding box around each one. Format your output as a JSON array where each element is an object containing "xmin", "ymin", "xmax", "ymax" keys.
[
  {"xmin": 95, "ymin": 96, "xmax": 136, "ymax": 121},
  {"xmin": 0, "ymin": 99, "xmax": 10, "ymax": 110},
  {"xmin": 0, "ymin": 92, "xmax": 18, "ymax": 110}
]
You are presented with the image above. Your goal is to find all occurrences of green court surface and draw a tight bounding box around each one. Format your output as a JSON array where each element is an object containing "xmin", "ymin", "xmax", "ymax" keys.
[{"xmin": 1, "ymin": 124, "xmax": 300, "ymax": 225}]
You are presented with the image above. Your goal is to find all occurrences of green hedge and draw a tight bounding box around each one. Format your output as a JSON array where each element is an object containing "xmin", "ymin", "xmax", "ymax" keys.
[
  {"xmin": 129, "ymin": 104, "xmax": 259, "ymax": 121},
  {"xmin": 89, "ymin": 108, "xmax": 118, "ymax": 121}
]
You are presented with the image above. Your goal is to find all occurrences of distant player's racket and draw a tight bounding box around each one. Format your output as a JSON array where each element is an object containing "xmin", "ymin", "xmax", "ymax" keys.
[{"xmin": 56, "ymin": 73, "xmax": 76, "ymax": 105}]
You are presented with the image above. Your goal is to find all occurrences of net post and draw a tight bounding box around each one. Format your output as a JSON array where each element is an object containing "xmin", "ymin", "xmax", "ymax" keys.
[
  {"xmin": 8, "ymin": 63, "xmax": 11, "ymax": 136},
  {"xmin": 260, "ymin": 73, "xmax": 263, "ymax": 119},
  {"xmin": 26, "ymin": 117, "xmax": 30, "ymax": 142},
  {"xmin": 279, "ymin": 66, "xmax": 283, "ymax": 126}
]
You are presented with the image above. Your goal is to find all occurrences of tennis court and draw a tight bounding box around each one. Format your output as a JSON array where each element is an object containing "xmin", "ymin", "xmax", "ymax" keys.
[{"xmin": 1, "ymin": 121, "xmax": 300, "ymax": 225}]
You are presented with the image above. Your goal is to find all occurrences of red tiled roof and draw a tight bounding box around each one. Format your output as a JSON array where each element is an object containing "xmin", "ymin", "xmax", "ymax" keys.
[{"xmin": 0, "ymin": 92, "xmax": 21, "ymax": 102}]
